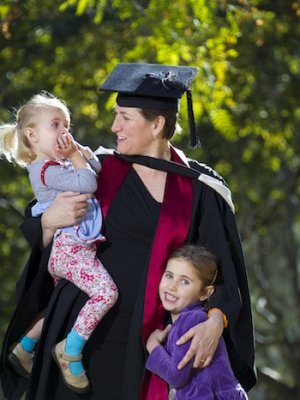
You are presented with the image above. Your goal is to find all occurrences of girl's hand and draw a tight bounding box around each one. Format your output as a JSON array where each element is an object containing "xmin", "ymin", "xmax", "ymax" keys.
[
  {"xmin": 146, "ymin": 325, "xmax": 172, "ymax": 354},
  {"xmin": 41, "ymin": 191, "xmax": 91, "ymax": 247},
  {"xmin": 176, "ymin": 312, "xmax": 224, "ymax": 369},
  {"xmin": 55, "ymin": 133, "xmax": 89, "ymax": 169},
  {"xmin": 56, "ymin": 132, "xmax": 77, "ymax": 159}
]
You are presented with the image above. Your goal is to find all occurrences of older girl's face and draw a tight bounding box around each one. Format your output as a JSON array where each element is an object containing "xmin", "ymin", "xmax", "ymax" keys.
[
  {"xmin": 111, "ymin": 105, "xmax": 157, "ymax": 156},
  {"xmin": 159, "ymin": 258, "xmax": 205, "ymax": 322}
]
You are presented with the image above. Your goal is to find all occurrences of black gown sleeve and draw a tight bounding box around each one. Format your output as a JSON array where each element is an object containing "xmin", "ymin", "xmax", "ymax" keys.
[
  {"xmin": 16, "ymin": 200, "xmax": 49, "ymax": 303},
  {"xmin": 187, "ymin": 160, "xmax": 257, "ymax": 391},
  {"xmin": 19, "ymin": 200, "xmax": 40, "ymax": 247},
  {"xmin": 0, "ymin": 201, "xmax": 54, "ymax": 399}
]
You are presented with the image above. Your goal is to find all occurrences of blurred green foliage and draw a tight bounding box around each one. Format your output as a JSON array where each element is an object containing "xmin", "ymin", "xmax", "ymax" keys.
[{"xmin": 0, "ymin": 1, "xmax": 299, "ymax": 398}]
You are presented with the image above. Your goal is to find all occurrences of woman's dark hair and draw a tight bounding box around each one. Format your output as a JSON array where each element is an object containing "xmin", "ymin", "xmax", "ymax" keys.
[
  {"xmin": 139, "ymin": 108, "xmax": 181, "ymax": 140},
  {"xmin": 169, "ymin": 245, "xmax": 219, "ymax": 287}
]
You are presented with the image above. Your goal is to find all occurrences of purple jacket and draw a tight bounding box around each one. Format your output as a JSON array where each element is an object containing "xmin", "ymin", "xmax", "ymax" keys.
[{"xmin": 146, "ymin": 303, "xmax": 248, "ymax": 399}]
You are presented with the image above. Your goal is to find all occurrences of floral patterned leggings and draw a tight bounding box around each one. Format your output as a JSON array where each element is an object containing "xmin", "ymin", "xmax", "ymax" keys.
[{"xmin": 48, "ymin": 231, "xmax": 118, "ymax": 340}]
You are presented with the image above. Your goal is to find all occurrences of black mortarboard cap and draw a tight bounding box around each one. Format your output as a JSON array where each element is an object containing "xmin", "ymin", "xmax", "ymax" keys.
[{"xmin": 100, "ymin": 63, "xmax": 200, "ymax": 147}]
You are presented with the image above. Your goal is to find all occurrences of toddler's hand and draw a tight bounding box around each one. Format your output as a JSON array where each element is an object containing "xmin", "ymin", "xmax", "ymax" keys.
[{"xmin": 56, "ymin": 132, "xmax": 77, "ymax": 159}]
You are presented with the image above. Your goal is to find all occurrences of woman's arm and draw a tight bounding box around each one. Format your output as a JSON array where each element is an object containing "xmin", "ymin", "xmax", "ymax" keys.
[
  {"xmin": 176, "ymin": 310, "xmax": 224, "ymax": 369},
  {"xmin": 177, "ymin": 174, "xmax": 244, "ymax": 369}
]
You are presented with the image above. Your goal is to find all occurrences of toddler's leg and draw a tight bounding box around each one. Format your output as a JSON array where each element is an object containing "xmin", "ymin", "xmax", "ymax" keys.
[
  {"xmin": 49, "ymin": 233, "xmax": 118, "ymax": 338},
  {"xmin": 51, "ymin": 235, "xmax": 118, "ymax": 393},
  {"xmin": 23, "ymin": 316, "xmax": 44, "ymax": 342},
  {"xmin": 71, "ymin": 249, "xmax": 118, "ymax": 340},
  {"xmin": 47, "ymin": 232, "xmax": 63, "ymax": 286},
  {"xmin": 8, "ymin": 316, "xmax": 44, "ymax": 379},
  {"xmin": 66, "ymin": 247, "xmax": 118, "ymax": 375}
]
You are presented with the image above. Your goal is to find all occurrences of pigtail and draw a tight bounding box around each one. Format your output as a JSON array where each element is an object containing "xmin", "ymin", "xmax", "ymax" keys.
[
  {"xmin": 0, "ymin": 122, "xmax": 35, "ymax": 168},
  {"xmin": 0, "ymin": 91, "xmax": 71, "ymax": 168},
  {"xmin": 0, "ymin": 123, "xmax": 19, "ymax": 164}
]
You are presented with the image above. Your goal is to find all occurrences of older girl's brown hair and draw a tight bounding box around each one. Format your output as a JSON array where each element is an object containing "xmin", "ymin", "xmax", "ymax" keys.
[{"xmin": 169, "ymin": 245, "xmax": 219, "ymax": 287}]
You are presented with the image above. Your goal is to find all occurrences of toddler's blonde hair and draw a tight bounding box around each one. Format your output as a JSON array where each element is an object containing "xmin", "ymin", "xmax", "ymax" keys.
[{"xmin": 0, "ymin": 91, "xmax": 71, "ymax": 167}]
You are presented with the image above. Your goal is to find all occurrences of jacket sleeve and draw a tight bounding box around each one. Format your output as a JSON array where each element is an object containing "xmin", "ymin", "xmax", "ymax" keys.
[
  {"xmin": 186, "ymin": 161, "xmax": 246, "ymax": 327},
  {"xmin": 195, "ymin": 184, "xmax": 251, "ymax": 329},
  {"xmin": 43, "ymin": 164, "xmax": 98, "ymax": 194},
  {"xmin": 188, "ymin": 163, "xmax": 256, "ymax": 390},
  {"xmin": 146, "ymin": 310, "xmax": 207, "ymax": 388}
]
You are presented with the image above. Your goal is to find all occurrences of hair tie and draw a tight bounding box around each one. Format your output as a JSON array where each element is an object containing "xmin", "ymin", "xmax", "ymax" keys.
[{"xmin": 210, "ymin": 269, "xmax": 218, "ymax": 285}]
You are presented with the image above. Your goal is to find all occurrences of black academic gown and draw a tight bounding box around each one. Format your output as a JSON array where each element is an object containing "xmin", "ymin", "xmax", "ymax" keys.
[{"xmin": 0, "ymin": 151, "xmax": 256, "ymax": 400}]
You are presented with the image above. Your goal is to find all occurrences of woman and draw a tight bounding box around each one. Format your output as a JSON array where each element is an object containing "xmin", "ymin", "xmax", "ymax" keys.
[{"xmin": 0, "ymin": 63, "xmax": 256, "ymax": 399}]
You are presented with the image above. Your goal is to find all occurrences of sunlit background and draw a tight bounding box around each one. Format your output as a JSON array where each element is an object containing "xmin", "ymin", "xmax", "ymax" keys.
[{"xmin": 0, "ymin": 1, "xmax": 299, "ymax": 398}]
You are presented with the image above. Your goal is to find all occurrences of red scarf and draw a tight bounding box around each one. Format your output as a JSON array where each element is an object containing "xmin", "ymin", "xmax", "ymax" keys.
[{"xmin": 96, "ymin": 148, "xmax": 194, "ymax": 400}]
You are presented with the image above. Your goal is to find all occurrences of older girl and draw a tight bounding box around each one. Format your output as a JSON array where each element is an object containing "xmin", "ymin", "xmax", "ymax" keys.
[{"xmin": 146, "ymin": 245, "xmax": 248, "ymax": 399}]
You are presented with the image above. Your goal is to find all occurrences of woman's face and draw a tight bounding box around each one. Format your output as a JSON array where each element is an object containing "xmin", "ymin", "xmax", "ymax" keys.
[{"xmin": 111, "ymin": 105, "xmax": 157, "ymax": 155}]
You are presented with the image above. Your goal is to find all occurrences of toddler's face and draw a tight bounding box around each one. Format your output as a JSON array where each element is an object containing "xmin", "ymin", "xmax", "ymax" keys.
[{"xmin": 28, "ymin": 108, "xmax": 69, "ymax": 160}]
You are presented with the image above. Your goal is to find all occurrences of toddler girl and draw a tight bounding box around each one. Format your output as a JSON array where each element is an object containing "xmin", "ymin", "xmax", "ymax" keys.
[{"xmin": 0, "ymin": 92, "xmax": 118, "ymax": 394}]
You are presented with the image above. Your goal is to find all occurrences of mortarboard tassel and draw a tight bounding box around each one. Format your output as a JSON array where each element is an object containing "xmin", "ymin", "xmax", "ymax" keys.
[{"xmin": 186, "ymin": 90, "xmax": 201, "ymax": 148}]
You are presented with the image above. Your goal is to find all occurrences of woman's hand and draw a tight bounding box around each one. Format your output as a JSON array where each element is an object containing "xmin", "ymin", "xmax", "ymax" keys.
[
  {"xmin": 146, "ymin": 325, "xmax": 172, "ymax": 354},
  {"xmin": 41, "ymin": 191, "xmax": 91, "ymax": 247},
  {"xmin": 176, "ymin": 311, "xmax": 224, "ymax": 369}
]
